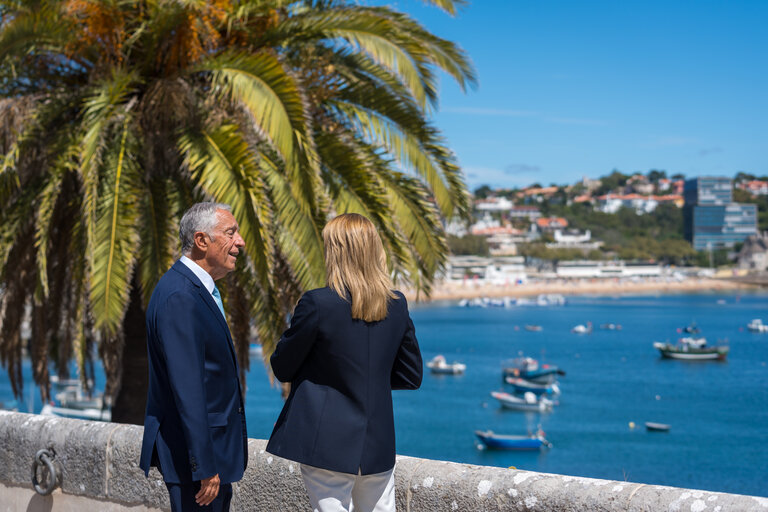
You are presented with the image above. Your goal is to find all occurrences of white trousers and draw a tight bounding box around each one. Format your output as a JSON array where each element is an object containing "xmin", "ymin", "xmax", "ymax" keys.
[{"xmin": 300, "ymin": 464, "xmax": 396, "ymax": 512}]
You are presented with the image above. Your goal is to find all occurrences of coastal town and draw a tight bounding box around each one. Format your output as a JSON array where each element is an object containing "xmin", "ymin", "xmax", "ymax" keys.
[{"xmin": 415, "ymin": 171, "xmax": 768, "ymax": 301}]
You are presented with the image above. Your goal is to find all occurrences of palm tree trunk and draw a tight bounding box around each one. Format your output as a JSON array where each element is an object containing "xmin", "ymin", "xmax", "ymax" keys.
[{"xmin": 111, "ymin": 281, "xmax": 148, "ymax": 425}]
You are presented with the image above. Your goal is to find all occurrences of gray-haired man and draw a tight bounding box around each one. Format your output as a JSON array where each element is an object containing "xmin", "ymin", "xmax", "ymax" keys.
[{"xmin": 139, "ymin": 202, "xmax": 247, "ymax": 511}]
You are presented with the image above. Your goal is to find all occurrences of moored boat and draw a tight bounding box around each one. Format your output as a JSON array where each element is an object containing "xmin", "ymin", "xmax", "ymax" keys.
[
  {"xmin": 490, "ymin": 391, "xmax": 554, "ymax": 412},
  {"xmin": 524, "ymin": 324, "xmax": 543, "ymax": 332},
  {"xmin": 645, "ymin": 422, "xmax": 671, "ymax": 432},
  {"xmin": 505, "ymin": 376, "xmax": 560, "ymax": 396},
  {"xmin": 747, "ymin": 319, "xmax": 768, "ymax": 333},
  {"xmin": 474, "ymin": 430, "xmax": 551, "ymax": 450},
  {"xmin": 39, "ymin": 375, "xmax": 112, "ymax": 422},
  {"xmin": 652, "ymin": 340, "xmax": 729, "ymax": 361},
  {"xmin": 427, "ymin": 355, "xmax": 466, "ymax": 375},
  {"xmin": 502, "ymin": 357, "xmax": 564, "ymax": 384}
]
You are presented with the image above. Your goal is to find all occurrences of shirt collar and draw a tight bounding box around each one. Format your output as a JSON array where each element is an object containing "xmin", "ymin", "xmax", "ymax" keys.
[{"xmin": 180, "ymin": 255, "xmax": 216, "ymax": 295}]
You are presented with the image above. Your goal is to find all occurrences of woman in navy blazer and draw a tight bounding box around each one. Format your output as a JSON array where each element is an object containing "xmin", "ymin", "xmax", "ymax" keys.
[{"xmin": 267, "ymin": 213, "xmax": 422, "ymax": 512}]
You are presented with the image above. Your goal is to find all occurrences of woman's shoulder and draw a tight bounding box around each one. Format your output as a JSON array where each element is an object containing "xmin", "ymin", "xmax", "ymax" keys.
[{"xmin": 302, "ymin": 287, "xmax": 342, "ymax": 303}]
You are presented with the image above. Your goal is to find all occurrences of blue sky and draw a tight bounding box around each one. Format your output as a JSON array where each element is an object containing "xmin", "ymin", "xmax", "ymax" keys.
[{"xmin": 366, "ymin": 1, "xmax": 768, "ymax": 190}]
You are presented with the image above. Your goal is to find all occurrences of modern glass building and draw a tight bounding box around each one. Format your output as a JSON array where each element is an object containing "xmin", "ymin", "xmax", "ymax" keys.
[
  {"xmin": 683, "ymin": 176, "xmax": 732, "ymax": 206},
  {"xmin": 691, "ymin": 204, "xmax": 758, "ymax": 250},
  {"xmin": 684, "ymin": 177, "xmax": 758, "ymax": 250}
]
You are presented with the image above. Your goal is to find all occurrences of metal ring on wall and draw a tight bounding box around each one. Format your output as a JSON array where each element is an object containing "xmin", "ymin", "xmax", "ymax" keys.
[{"xmin": 31, "ymin": 448, "xmax": 58, "ymax": 496}]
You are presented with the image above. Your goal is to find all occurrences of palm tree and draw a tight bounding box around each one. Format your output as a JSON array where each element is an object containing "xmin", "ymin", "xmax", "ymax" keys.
[{"xmin": 0, "ymin": 0, "xmax": 475, "ymax": 424}]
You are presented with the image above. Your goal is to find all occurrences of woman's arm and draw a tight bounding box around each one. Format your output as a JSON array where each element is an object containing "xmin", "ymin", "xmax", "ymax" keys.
[
  {"xmin": 391, "ymin": 295, "xmax": 423, "ymax": 390},
  {"xmin": 270, "ymin": 293, "xmax": 318, "ymax": 383}
]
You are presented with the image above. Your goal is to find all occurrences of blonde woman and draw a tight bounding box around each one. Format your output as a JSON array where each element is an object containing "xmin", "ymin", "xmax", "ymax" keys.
[{"xmin": 266, "ymin": 213, "xmax": 423, "ymax": 512}]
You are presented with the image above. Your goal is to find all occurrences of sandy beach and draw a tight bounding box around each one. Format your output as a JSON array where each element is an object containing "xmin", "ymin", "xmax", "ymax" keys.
[{"xmin": 404, "ymin": 278, "xmax": 757, "ymax": 303}]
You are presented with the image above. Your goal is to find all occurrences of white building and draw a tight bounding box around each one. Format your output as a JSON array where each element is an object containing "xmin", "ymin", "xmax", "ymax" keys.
[
  {"xmin": 545, "ymin": 230, "xmax": 603, "ymax": 250},
  {"xmin": 555, "ymin": 260, "xmax": 661, "ymax": 278},
  {"xmin": 475, "ymin": 196, "xmax": 514, "ymax": 212},
  {"xmin": 595, "ymin": 194, "xmax": 659, "ymax": 214},
  {"xmin": 446, "ymin": 256, "xmax": 527, "ymax": 285}
]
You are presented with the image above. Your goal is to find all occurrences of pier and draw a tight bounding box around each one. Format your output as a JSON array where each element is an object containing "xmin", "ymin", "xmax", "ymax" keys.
[{"xmin": 1, "ymin": 411, "xmax": 766, "ymax": 511}]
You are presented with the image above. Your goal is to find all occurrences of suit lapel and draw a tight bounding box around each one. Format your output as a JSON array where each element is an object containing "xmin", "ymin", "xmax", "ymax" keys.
[{"xmin": 171, "ymin": 261, "xmax": 240, "ymax": 373}]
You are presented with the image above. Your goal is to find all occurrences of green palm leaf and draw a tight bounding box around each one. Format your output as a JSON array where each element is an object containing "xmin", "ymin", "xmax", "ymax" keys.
[
  {"xmin": 177, "ymin": 123, "xmax": 274, "ymax": 290},
  {"xmin": 88, "ymin": 117, "xmax": 142, "ymax": 334}
]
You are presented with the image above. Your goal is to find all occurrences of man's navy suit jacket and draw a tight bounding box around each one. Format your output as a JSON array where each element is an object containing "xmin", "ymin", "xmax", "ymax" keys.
[
  {"xmin": 139, "ymin": 260, "xmax": 247, "ymax": 484},
  {"xmin": 266, "ymin": 288, "xmax": 422, "ymax": 475}
]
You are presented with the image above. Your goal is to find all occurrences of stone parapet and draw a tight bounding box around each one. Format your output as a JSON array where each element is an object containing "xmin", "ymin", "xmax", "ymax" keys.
[{"xmin": 1, "ymin": 411, "xmax": 766, "ymax": 511}]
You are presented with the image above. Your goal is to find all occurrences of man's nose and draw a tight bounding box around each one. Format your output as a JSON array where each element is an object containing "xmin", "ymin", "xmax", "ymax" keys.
[{"xmin": 235, "ymin": 233, "xmax": 245, "ymax": 248}]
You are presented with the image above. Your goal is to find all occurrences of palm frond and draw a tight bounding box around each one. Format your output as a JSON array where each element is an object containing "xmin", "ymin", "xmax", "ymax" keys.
[
  {"xmin": 137, "ymin": 177, "xmax": 179, "ymax": 306},
  {"xmin": 78, "ymin": 69, "xmax": 138, "ymax": 255},
  {"xmin": 177, "ymin": 123, "xmax": 275, "ymax": 290},
  {"xmin": 259, "ymin": 153, "xmax": 325, "ymax": 291},
  {"xmin": 198, "ymin": 50, "xmax": 308, "ymax": 172},
  {"xmin": 88, "ymin": 117, "xmax": 142, "ymax": 335}
]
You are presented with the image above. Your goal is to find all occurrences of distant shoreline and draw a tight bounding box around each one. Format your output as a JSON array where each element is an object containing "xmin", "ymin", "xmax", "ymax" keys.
[{"xmin": 403, "ymin": 278, "xmax": 757, "ymax": 303}]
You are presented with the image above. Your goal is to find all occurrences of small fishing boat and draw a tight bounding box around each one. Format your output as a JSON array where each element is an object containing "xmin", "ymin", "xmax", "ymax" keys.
[
  {"xmin": 645, "ymin": 422, "xmax": 671, "ymax": 432},
  {"xmin": 505, "ymin": 376, "xmax": 560, "ymax": 396},
  {"xmin": 652, "ymin": 340, "xmax": 729, "ymax": 361},
  {"xmin": 474, "ymin": 430, "xmax": 551, "ymax": 450},
  {"xmin": 40, "ymin": 376, "xmax": 111, "ymax": 422},
  {"xmin": 502, "ymin": 357, "xmax": 565, "ymax": 384},
  {"xmin": 427, "ymin": 355, "xmax": 466, "ymax": 375},
  {"xmin": 747, "ymin": 319, "xmax": 768, "ymax": 333},
  {"xmin": 571, "ymin": 321, "xmax": 592, "ymax": 334},
  {"xmin": 490, "ymin": 391, "xmax": 554, "ymax": 412},
  {"xmin": 524, "ymin": 324, "xmax": 543, "ymax": 332},
  {"xmin": 600, "ymin": 323, "xmax": 622, "ymax": 330}
]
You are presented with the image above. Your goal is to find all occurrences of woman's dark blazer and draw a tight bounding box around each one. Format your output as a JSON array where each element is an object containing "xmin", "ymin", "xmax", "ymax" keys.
[{"xmin": 266, "ymin": 287, "xmax": 422, "ymax": 475}]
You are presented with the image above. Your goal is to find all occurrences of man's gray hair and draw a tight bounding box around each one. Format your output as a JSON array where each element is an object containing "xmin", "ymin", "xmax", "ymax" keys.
[{"xmin": 179, "ymin": 202, "xmax": 232, "ymax": 255}]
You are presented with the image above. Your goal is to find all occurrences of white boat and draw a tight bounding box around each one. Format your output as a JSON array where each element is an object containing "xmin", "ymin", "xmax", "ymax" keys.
[
  {"xmin": 426, "ymin": 355, "xmax": 466, "ymax": 375},
  {"xmin": 652, "ymin": 340, "xmax": 729, "ymax": 361},
  {"xmin": 571, "ymin": 321, "xmax": 592, "ymax": 334},
  {"xmin": 747, "ymin": 319, "xmax": 768, "ymax": 333},
  {"xmin": 249, "ymin": 343, "xmax": 263, "ymax": 356},
  {"xmin": 40, "ymin": 376, "xmax": 112, "ymax": 422},
  {"xmin": 490, "ymin": 391, "xmax": 554, "ymax": 412},
  {"xmin": 40, "ymin": 403, "xmax": 111, "ymax": 422}
]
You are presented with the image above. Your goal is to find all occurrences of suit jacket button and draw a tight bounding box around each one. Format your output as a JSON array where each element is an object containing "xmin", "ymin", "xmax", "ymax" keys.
[{"xmin": 238, "ymin": 406, "xmax": 243, "ymax": 413}]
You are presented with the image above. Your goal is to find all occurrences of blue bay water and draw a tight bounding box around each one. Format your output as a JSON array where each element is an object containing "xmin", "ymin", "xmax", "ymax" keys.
[{"xmin": 2, "ymin": 292, "xmax": 767, "ymax": 497}]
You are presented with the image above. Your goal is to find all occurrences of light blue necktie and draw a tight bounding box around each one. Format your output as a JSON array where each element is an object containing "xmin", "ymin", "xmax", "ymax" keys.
[{"xmin": 211, "ymin": 286, "xmax": 226, "ymax": 320}]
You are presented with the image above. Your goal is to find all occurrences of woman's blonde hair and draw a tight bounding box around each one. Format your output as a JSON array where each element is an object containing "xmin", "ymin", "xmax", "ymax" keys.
[{"xmin": 322, "ymin": 213, "xmax": 397, "ymax": 322}]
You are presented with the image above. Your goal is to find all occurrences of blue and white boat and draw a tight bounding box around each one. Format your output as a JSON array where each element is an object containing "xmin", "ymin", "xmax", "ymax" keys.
[
  {"xmin": 502, "ymin": 357, "xmax": 565, "ymax": 384},
  {"xmin": 505, "ymin": 376, "xmax": 560, "ymax": 396},
  {"xmin": 474, "ymin": 430, "xmax": 551, "ymax": 450}
]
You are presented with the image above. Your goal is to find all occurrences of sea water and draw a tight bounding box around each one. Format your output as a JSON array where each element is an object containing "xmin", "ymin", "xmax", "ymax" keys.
[{"xmin": 2, "ymin": 291, "xmax": 767, "ymax": 497}]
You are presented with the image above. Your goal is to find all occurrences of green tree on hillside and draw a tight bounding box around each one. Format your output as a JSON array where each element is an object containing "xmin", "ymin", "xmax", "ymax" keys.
[{"xmin": 0, "ymin": 0, "xmax": 475, "ymax": 423}]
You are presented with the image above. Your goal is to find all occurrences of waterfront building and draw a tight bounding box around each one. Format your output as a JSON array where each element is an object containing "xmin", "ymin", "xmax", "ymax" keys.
[
  {"xmin": 684, "ymin": 177, "xmax": 758, "ymax": 250},
  {"xmin": 445, "ymin": 255, "xmax": 527, "ymax": 284},
  {"xmin": 555, "ymin": 260, "xmax": 662, "ymax": 279}
]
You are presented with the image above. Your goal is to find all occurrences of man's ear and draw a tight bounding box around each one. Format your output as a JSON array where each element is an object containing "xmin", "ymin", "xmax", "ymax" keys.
[{"xmin": 193, "ymin": 231, "xmax": 209, "ymax": 252}]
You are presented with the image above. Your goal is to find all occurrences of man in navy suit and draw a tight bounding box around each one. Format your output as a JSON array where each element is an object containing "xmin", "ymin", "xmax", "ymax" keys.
[{"xmin": 140, "ymin": 202, "xmax": 247, "ymax": 511}]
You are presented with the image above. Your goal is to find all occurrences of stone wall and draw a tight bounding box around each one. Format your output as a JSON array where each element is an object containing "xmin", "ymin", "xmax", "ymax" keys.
[{"xmin": 1, "ymin": 411, "xmax": 766, "ymax": 511}]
